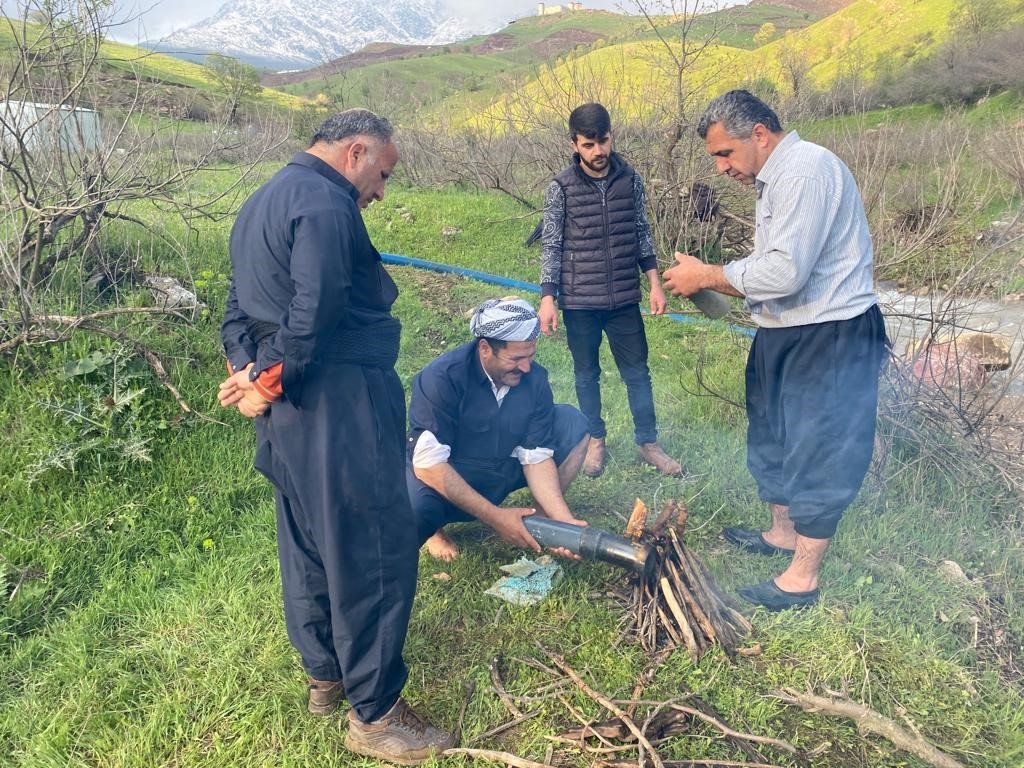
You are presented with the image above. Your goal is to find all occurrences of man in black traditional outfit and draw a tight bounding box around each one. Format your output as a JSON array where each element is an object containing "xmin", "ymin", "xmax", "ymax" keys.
[{"xmin": 218, "ymin": 109, "xmax": 454, "ymax": 765}]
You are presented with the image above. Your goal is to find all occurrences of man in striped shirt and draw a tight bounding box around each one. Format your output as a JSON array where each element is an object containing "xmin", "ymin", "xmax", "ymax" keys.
[{"xmin": 663, "ymin": 90, "xmax": 889, "ymax": 611}]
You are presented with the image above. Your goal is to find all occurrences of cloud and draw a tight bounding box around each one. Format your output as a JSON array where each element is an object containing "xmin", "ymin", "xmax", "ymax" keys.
[{"xmin": 108, "ymin": 0, "xmax": 216, "ymax": 43}]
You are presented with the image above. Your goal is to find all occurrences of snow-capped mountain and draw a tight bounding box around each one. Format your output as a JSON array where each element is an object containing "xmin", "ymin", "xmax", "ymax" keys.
[{"xmin": 147, "ymin": 0, "xmax": 481, "ymax": 71}]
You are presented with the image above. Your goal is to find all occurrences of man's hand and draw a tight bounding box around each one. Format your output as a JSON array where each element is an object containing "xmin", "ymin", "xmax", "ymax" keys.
[
  {"xmin": 237, "ymin": 388, "xmax": 271, "ymax": 419},
  {"xmin": 648, "ymin": 281, "xmax": 667, "ymax": 315},
  {"xmin": 662, "ymin": 252, "xmax": 709, "ymax": 297},
  {"xmin": 218, "ymin": 364, "xmax": 254, "ymax": 407},
  {"xmin": 538, "ymin": 295, "xmax": 559, "ymax": 336},
  {"xmin": 488, "ymin": 507, "xmax": 542, "ymax": 553}
]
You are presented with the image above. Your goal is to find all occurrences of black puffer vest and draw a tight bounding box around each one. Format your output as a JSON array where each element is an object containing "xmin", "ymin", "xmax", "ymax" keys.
[{"xmin": 554, "ymin": 152, "xmax": 640, "ymax": 310}]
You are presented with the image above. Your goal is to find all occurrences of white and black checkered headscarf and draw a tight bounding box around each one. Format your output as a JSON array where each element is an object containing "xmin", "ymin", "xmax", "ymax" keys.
[{"xmin": 469, "ymin": 297, "xmax": 540, "ymax": 342}]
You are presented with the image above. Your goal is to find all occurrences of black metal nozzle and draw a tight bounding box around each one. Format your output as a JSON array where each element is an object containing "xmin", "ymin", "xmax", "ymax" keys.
[{"xmin": 523, "ymin": 516, "xmax": 653, "ymax": 575}]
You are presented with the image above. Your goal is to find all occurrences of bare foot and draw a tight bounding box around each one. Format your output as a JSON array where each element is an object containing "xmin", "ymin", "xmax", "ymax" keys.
[{"xmin": 424, "ymin": 529, "xmax": 459, "ymax": 561}]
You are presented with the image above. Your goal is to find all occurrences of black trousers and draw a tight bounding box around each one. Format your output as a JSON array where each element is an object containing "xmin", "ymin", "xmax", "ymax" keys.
[
  {"xmin": 254, "ymin": 362, "xmax": 418, "ymax": 723},
  {"xmin": 408, "ymin": 404, "xmax": 589, "ymax": 544},
  {"xmin": 563, "ymin": 304, "xmax": 657, "ymax": 445},
  {"xmin": 745, "ymin": 304, "xmax": 889, "ymax": 539}
]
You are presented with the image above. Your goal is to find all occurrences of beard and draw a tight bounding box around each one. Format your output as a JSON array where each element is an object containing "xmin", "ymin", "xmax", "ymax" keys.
[{"xmin": 580, "ymin": 154, "xmax": 608, "ymax": 174}]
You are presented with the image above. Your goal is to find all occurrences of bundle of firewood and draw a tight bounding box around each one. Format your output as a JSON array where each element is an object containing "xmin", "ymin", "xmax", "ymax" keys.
[{"xmin": 622, "ymin": 499, "xmax": 752, "ymax": 658}]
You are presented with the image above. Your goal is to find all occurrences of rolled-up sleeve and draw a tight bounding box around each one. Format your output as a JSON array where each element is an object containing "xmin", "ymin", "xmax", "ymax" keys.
[
  {"xmin": 408, "ymin": 367, "xmax": 462, "ymax": 460},
  {"xmin": 221, "ymin": 280, "xmax": 256, "ymax": 373}
]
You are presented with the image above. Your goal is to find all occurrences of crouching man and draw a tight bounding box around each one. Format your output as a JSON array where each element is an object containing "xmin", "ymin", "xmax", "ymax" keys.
[{"xmin": 407, "ymin": 297, "xmax": 591, "ymax": 560}]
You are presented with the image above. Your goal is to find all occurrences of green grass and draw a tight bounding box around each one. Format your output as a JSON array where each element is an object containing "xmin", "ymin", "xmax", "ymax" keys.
[
  {"xmin": 0, "ymin": 17, "xmax": 305, "ymax": 112},
  {"xmin": 2, "ymin": 185, "xmax": 1023, "ymax": 767}
]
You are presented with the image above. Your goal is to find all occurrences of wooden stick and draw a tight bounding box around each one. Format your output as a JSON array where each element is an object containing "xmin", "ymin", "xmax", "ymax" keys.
[
  {"xmin": 665, "ymin": 704, "xmax": 799, "ymax": 755},
  {"xmin": 685, "ymin": 693, "xmax": 767, "ymax": 764},
  {"xmin": 649, "ymin": 500, "xmax": 677, "ymax": 538},
  {"xmin": 466, "ymin": 710, "xmax": 540, "ymax": 747},
  {"xmin": 544, "ymin": 651, "xmax": 666, "ymax": 768},
  {"xmin": 443, "ymin": 748, "xmax": 550, "ymax": 768},
  {"xmin": 598, "ymin": 760, "xmax": 789, "ymax": 768},
  {"xmin": 664, "ymin": 556, "xmax": 718, "ymax": 644},
  {"xmin": 625, "ymin": 497, "xmax": 649, "ymax": 539},
  {"xmin": 660, "ymin": 577, "xmax": 700, "ymax": 659},
  {"xmin": 455, "ymin": 679, "xmax": 476, "ymax": 744},
  {"xmin": 674, "ymin": 501, "xmax": 690, "ymax": 536},
  {"xmin": 656, "ymin": 603, "xmax": 685, "ymax": 649},
  {"xmin": 490, "ymin": 655, "xmax": 524, "ymax": 718},
  {"xmin": 771, "ymin": 688, "xmax": 965, "ymax": 768}
]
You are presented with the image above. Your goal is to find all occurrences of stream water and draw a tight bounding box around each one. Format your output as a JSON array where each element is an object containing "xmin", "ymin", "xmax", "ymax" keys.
[{"xmin": 877, "ymin": 282, "xmax": 1024, "ymax": 394}]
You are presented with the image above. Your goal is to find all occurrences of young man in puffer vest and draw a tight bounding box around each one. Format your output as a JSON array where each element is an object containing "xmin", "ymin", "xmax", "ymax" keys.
[{"xmin": 538, "ymin": 102, "xmax": 682, "ymax": 479}]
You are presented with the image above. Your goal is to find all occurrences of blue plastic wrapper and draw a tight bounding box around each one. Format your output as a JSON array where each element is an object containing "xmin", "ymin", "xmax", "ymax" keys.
[{"xmin": 484, "ymin": 555, "xmax": 563, "ymax": 606}]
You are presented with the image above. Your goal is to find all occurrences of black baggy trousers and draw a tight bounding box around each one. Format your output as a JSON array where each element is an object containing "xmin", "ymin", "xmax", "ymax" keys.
[
  {"xmin": 745, "ymin": 304, "xmax": 889, "ymax": 539},
  {"xmin": 254, "ymin": 362, "xmax": 418, "ymax": 723}
]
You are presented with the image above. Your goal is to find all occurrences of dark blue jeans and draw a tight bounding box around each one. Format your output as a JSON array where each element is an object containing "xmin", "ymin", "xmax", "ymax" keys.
[{"xmin": 563, "ymin": 304, "xmax": 657, "ymax": 445}]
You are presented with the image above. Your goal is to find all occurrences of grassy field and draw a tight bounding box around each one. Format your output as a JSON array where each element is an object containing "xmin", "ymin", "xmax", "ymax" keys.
[{"xmin": 1, "ymin": 181, "xmax": 1022, "ymax": 767}]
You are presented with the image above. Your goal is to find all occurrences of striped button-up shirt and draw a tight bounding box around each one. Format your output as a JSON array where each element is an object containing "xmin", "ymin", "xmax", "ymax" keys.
[{"xmin": 723, "ymin": 131, "xmax": 877, "ymax": 328}]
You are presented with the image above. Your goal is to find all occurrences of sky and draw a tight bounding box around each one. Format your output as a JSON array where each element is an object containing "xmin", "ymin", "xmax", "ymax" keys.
[{"xmin": 105, "ymin": 0, "xmax": 740, "ymax": 44}]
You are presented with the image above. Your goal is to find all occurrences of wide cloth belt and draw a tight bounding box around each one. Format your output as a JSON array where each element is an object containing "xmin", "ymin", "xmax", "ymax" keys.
[{"xmin": 246, "ymin": 318, "xmax": 401, "ymax": 369}]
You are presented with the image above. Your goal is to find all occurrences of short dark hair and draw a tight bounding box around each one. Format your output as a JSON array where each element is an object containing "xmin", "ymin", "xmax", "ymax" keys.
[
  {"xmin": 568, "ymin": 102, "xmax": 611, "ymax": 141},
  {"xmin": 311, "ymin": 108, "xmax": 393, "ymax": 147},
  {"xmin": 696, "ymin": 90, "xmax": 782, "ymax": 139},
  {"xmin": 478, "ymin": 337, "xmax": 508, "ymax": 353}
]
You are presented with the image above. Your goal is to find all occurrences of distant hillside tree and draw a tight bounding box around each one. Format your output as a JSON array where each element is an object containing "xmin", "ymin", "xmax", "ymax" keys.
[
  {"xmin": 205, "ymin": 54, "xmax": 262, "ymax": 123},
  {"xmin": 753, "ymin": 22, "xmax": 776, "ymax": 47},
  {"xmin": 951, "ymin": 0, "xmax": 1011, "ymax": 39}
]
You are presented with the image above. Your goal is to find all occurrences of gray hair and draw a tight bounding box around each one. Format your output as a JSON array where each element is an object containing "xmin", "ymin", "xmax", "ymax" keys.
[
  {"xmin": 696, "ymin": 90, "xmax": 782, "ymax": 139},
  {"xmin": 311, "ymin": 108, "xmax": 393, "ymax": 147}
]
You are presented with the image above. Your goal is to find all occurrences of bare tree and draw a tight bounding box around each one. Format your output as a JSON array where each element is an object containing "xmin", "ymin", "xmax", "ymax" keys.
[
  {"xmin": 0, "ymin": 0, "xmax": 288, "ymax": 408},
  {"xmin": 204, "ymin": 53, "xmax": 262, "ymax": 123}
]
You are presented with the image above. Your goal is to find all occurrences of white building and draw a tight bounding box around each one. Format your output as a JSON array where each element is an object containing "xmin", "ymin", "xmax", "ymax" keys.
[
  {"xmin": 537, "ymin": 2, "xmax": 583, "ymax": 16},
  {"xmin": 0, "ymin": 101, "xmax": 102, "ymax": 153}
]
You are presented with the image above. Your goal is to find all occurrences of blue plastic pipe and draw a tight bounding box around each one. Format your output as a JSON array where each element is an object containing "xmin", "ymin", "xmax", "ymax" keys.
[{"xmin": 380, "ymin": 252, "xmax": 755, "ymax": 338}]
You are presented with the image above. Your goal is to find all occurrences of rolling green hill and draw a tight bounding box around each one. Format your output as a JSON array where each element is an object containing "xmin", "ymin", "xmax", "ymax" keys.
[
  {"xmin": 0, "ymin": 19, "xmax": 305, "ymax": 113},
  {"xmin": 271, "ymin": 5, "xmax": 820, "ymax": 122},
  {"xmin": 462, "ymin": 0, "xmax": 1024, "ymax": 129}
]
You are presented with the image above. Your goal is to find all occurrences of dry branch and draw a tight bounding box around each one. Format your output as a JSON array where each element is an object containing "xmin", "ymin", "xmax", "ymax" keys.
[
  {"xmin": 598, "ymin": 760, "xmax": 788, "ymax": 768},
  {"xmin": 771, "ymin": 688, "xmax": 965, "ymax": 768},
  {"xmin": 490, "ymin": 655, "xmax": 524, "ymax": 718},
  {"xmin": 443, "ymin": 748, "xmax": 550, "ymax": 768},
  {"xmin": 543, "ymin": 649, "xmax": 666, "ymax": 768}
]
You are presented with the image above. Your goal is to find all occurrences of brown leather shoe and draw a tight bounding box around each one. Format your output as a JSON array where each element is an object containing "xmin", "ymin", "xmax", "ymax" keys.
[
  {"xmin": 583, "ymin": 436, "xmax": 607, "ymax": 478},
  {"xmin": 307, "ymin": 678, "xmax": 345, "ymax": 715},
  {"xmin": 638, "ymin": 442, "xmax": 683, "ymax": 476},
  {"xmin": 345, "ymin": 697, "xmax": 456, "ymax": 765}
]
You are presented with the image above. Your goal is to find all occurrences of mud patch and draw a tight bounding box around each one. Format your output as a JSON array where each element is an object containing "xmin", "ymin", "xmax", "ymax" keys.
[
  {"xmin": 407, "ymin": 270, "xmax": 465, "ymax": 322},
  {"xmin": 530, "ymin": 28, "xmax": 604, "ymax": 59},
  {"xmin": 470, "ymin": 33, "xmax": 518, "ymax": 54}
]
